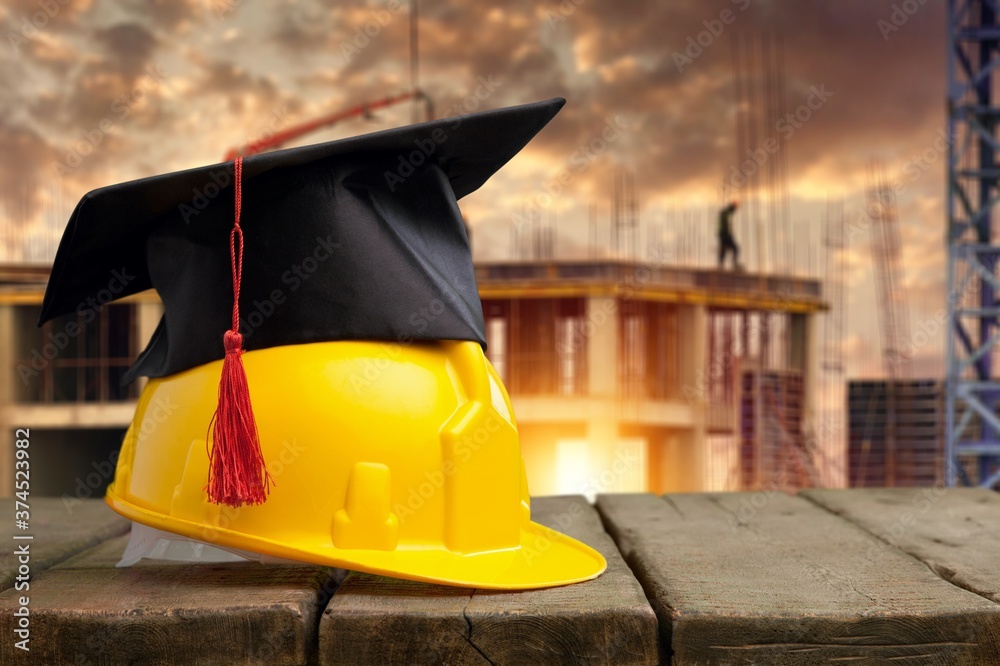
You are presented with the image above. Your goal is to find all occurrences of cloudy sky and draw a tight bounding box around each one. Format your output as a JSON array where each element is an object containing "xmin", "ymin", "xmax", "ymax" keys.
[{"xmin": 0, "ymin": 0, "xmax": 948, "ymax": 382}]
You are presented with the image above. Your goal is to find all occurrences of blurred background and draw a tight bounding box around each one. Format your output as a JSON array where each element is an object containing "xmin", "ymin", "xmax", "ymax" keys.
[{"xmin": 1, "ymin": 0, "xmax": 993, "ymax": 500}]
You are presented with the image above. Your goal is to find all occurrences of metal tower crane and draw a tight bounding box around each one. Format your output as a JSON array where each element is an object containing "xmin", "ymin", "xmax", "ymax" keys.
[{"xmin": 946, "ymin": 0, "xmax": 1000, "ymax": 488}]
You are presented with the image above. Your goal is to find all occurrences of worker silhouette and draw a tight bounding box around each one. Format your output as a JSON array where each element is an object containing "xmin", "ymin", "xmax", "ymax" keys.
[{"xmin": 717, "ymin": 201, "xmax": 742, "ymax": 270}]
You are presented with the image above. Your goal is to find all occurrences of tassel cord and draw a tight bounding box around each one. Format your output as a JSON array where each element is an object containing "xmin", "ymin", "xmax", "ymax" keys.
[{"xmin": 205, "ymin": 156, "xmax": 274, "ymax": 507}]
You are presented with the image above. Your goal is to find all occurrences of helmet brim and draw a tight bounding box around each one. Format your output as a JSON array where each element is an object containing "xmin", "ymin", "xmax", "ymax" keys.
[{"xmin": 106, "ymin": 487, "xmax": 607, "ymax": 590}]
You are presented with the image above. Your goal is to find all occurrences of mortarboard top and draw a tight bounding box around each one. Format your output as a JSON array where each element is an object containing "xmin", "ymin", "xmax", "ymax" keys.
[{"xmin": 40, "ymin": 97, "xmax": 566, "ymax": 382}]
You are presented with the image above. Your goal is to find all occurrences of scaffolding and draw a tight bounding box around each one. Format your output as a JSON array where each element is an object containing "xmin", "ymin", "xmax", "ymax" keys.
[
  {"xmin": 867, "ymin": 160, "xmax": 912, "ymax": 381},
  {"xmin": 510, "ymin": 210, "xmax": 556, "ymax": 261},
  {"xmin": 945, "ymin": 0, "xmax": 1000, "ymax": 487},
  {"xmin": 612, "ymin": 168, "xmax": 639, "ymax": 260},
  {"xmin": 739, "ymin": 369, "xmax": 815, "ymax": 490},
  {"xmin": 728, "ymin": 31, "xmax": 792, "ymax": 276}
]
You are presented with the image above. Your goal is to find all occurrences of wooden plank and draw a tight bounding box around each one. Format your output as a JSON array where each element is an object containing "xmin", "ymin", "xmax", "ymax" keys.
[
  {"xmin": 0, "ymin": 498, "xmax": 130, "ymax": 591},
  {"xmin": 802, "ymin": 487, "xmax": 1000, "ymax": 604},
  {"xmin": 319, "ymin": 496, "xmax": 658, "ymax": 666},
  {"xmin": 0, "ymin": 532, "xmax": 339, "ymax": 665},
  {"xmin": 320, "ymin": 576, "xmax": 487, "ymax": 665},
  {"xmin": 597, "ymin": 492, "xmax": 1000, "ymax": 665}
]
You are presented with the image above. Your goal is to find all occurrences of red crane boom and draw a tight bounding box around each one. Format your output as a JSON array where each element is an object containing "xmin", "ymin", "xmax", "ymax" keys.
[{"xmin": 224, "ymin": 90, "xmax": 431, "ymax": 161}]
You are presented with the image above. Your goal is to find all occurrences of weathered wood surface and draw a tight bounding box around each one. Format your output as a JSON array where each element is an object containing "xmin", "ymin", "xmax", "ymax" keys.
[
  {"xmin": 0, "ymin": 497, "xmax": 130, "ymax": 591},
  {"xmin": 0, "ymin": 531, "xmax": 339, "ymax": 665},
  {"xmin": 597, "ymin": 492, "xmax": 1000, "ymax": 665},
  {"xmin": 6, "ymin": 491, "xmax": 1000, "ymax": 665},
  {"xmin": 803, "ymin": 487, "xmax": 1000, "ymax": 604},
  {"xmin": 319, "ymin": 495, "xmax": 659, "ymax": 666}
]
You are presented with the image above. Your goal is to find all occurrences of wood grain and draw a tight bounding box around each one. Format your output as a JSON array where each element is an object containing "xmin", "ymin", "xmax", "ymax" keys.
[
  {"xmin": 597, "ymin": 492, "xmax": 1000, "ymax": 665},
  {"xmin": 0, "ymin": 533, "xmax": 339, "ymax": 665},
  {"xmin": 319, "ymin": 495, "xmax": 658, "ymax": 665},
  {"xmin": 803, "ymin": 487, "xmax": 1000, "ymax": 603},
  {"xmin": 0, "ymin": 498, "xmax": 130, "ymax": 591}
]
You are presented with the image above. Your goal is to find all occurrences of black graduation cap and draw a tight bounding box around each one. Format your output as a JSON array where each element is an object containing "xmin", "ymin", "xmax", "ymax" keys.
[{"xmin": 40, "ymin": 97, "xmax": 566, "ymax": 383}]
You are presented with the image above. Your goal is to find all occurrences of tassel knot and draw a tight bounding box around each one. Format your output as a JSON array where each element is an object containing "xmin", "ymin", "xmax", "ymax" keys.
[{"xmin": 224, "ymin": 329, "xmax": 244, "ymax": 354}]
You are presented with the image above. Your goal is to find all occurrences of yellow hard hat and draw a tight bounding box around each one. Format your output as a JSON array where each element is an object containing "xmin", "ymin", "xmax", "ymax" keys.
[
  {"xmin": 106, "ymin": 339, "xmax": 606, "ymax": 589},
  {"xmin": 41, "ymin": 98, "xmax": 605, "ymax": 589}
]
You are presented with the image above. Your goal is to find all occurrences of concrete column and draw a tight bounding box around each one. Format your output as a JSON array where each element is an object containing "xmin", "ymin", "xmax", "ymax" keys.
[
  {"xmin": 584, "ymin": 418, "xmax": 620, "ymax": 492},
  {"xmin": 586, "ymin": 296, "xmax": 618, "ymax": 399},
  {"xmin": 136, "ymin": 301, "xmax": 162, "ymax": 349},
  {"xmin": 653, "ymin": 303, "xmax": 707, "ymax": 492},
  {"xmin": 581, "ymin": 296, "xmax": 621, "ymax": 494},
  {"xmin": 135, "ymin": 301, "xmax": 163, "ymax": 392},
  {"xmin": 789, "ymin": 312, "xmax": 819, "ymax": 438},
  {"xmin": 654, "ymin": 429, "xmax": 706, "ymax": 492},
  {"xmin": 0, "ymin": 305, "xmax": 14, "ymax": 409},
  {"xmin": 518, "ymin": 424, "xmax": 565, "ymax": 497},
  {"xmin": 677, "ymin": 304, "xmax": 707, "ymax": 396},
  {"xmin": 788, "ymin": 313, "xmax": 806, "ymax": 372},
  {"xmin": 0, "ymin": 305, "xmax": 14, "ymax": 495}
]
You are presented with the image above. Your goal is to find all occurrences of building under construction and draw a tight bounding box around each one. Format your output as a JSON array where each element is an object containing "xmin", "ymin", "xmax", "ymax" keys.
[
  {"xmin": 0, "ymin": 83, "xmax": 840, "ymax": 498},
  {"xmin": 475, "ymin": 260, "xmax": 827, "ymax": 496},
  {"xmin": 0, "ymin": 33, "xmax": 844, "ymax": 498},
  {"xmin": 0, "ymin": 257, "xmax": 828, "ymax": 498}
]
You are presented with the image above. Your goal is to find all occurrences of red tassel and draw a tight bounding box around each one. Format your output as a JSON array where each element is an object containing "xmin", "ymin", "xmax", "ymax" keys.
[{"xmin": 206, "ymin": 157, "xmax": 273, "ymax": 507}]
